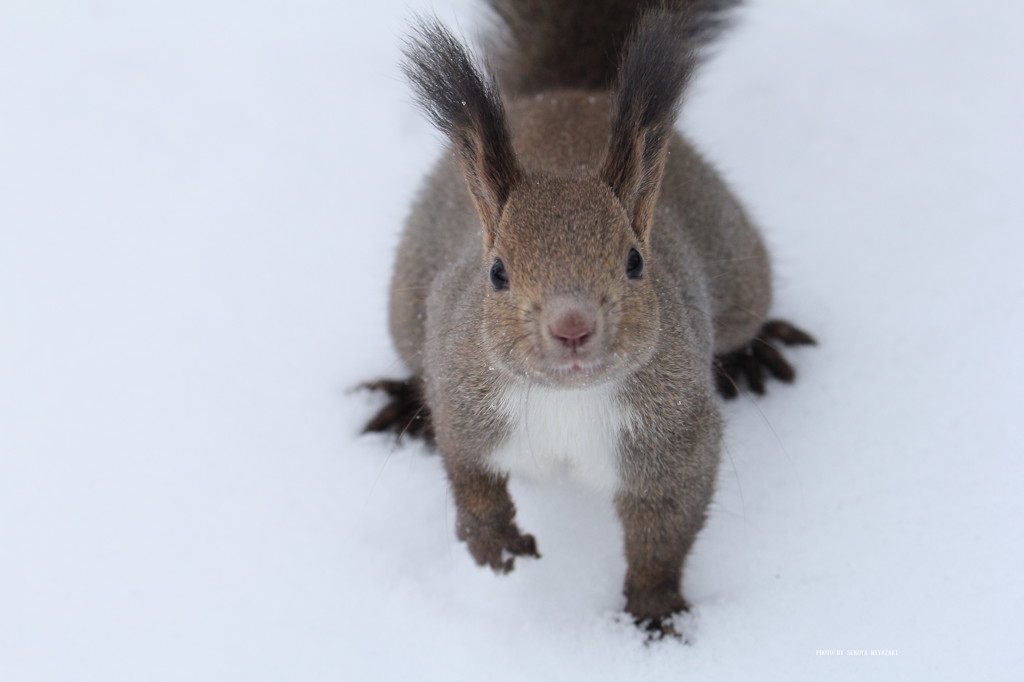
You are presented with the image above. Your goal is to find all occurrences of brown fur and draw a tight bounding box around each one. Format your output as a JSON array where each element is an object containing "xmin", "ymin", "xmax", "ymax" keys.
[{"xmin": 372, "ymin": 3, "xmax": 813, "ymax": 629}]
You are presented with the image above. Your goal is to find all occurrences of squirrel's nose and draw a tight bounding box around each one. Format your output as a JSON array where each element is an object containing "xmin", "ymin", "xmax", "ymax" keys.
[{"xmin": 549, "ymin": 311, "xmax": 596, "ymax": 350}]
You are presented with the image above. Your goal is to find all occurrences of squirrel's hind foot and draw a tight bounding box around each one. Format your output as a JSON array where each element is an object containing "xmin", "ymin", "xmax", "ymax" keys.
[
  {"xmin": 362, "ymin": 377, "xmax": 435, "ymax": 444},
  {"xmin": 714, "ymin": 320, "xmax": 816, "ymax": 399}
]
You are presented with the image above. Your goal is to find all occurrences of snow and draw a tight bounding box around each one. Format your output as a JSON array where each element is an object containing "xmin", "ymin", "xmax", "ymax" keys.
[{"xmin": 1, "ymin": 0, "xmax": 1021, "ymax": 679}]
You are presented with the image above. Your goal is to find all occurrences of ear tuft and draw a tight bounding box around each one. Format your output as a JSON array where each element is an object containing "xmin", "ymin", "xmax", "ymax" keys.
[
  {"xmin": 403, "ymin": 18, "xmax": 522, "ymax": 245},
  {"xmin": 601, "ymin": 9, "xmax": 726, "ymax": 240}
]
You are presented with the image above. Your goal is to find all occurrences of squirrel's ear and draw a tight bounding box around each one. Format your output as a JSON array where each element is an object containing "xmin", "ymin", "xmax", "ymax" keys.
[
  {"xmin": 403, "ymin": 19, "xmax": 522, "ymax": 248},
  {"xmin": 601, "ymin": 12, "xmax": 698, "ymax": 242}
]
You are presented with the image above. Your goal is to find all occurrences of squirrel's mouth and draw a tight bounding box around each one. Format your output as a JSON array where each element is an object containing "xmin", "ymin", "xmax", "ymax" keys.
[
  {"xmin": 554, "ymin": 358, "xmax": 601, "ymax": 374},
  {"xmin": 536, "ymin": 353, "xmax": 610, "ymax": 386}
]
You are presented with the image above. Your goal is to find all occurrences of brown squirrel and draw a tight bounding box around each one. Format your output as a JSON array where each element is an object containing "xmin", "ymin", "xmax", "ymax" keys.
[{"xmin": 364, "ymin": 0, "xmax": 814, "ymax": 633}]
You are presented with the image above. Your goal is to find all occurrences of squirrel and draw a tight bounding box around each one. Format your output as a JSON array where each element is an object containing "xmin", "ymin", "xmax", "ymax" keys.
[{"xmin": 364, "ymin": 0, "xmax": 815, "ymax": 633}]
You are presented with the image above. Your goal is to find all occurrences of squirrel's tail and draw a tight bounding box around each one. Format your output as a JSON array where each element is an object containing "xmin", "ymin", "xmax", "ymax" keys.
[{"xmin": 485, "ymin": 0, "xmax": 739, "ymax": 94}]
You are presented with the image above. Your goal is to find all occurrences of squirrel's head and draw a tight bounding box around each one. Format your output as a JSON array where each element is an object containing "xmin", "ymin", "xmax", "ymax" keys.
[
  {"xmin": 481, "ymin": 177, "xmax": 659, "ymax": 387},
  {"xmin": 404, "ymin": 16, "xmax": 692, "ymax": 387}
]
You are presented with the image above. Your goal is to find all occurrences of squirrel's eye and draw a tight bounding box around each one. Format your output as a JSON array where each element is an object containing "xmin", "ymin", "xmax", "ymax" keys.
[
  {"xmin": 626, "ymin": 247, "xmax": 644, "ymax": 279},
  {"xmin": 489, "ymin": 258, "xmax": 509, "ymax": 291}
]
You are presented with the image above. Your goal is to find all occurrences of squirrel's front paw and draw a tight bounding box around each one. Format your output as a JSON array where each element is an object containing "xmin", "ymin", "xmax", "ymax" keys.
[
  {"xmin": 624, "ymin": 586, "xmax": 689, "ymax": 641},
  {"xmin": 457, "ymin": 517, "xmax": 540, "ymax": 574},
  {"xmin": 714, "ymin": 319, "xmax": 816, "ymax": 399}
]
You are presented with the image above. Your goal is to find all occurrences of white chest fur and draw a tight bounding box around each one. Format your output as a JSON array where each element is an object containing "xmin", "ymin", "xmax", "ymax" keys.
[{"xmin": 489, "ymin": 381, "xmax": 635, "ymax": 495}]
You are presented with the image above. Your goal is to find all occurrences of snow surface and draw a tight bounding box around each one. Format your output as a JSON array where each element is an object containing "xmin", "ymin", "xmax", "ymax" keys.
[{"xmin": 2, "ymin": 0, "xmax": 1022, "ymax": 679}]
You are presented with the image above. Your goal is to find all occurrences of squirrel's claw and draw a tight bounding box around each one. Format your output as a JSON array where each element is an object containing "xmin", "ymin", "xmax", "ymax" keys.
[
  {"xmin": 714, "ymin": 319, "xmax": 816, "ymax": 399},
  {"xmin": 637, "ymin": 616, "xmax": 684, "ymax": 643},
  {"xmin": 762, "ymin": 319, "xmax": 817, "ymax": 346}
]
